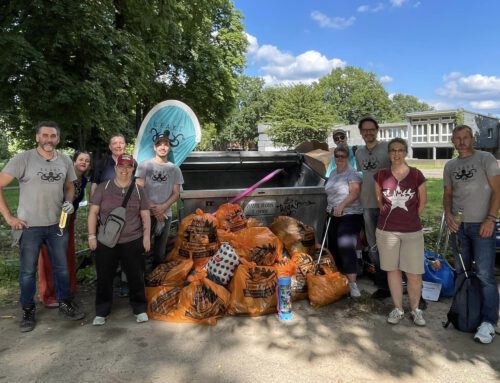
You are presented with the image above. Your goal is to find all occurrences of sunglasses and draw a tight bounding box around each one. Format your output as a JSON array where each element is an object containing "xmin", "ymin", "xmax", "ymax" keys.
[
  {"xmin": 335, "ymin": 154, "xmax": 347, "ymax": 159},
  {"xmin": 333, "ymin": 135, "xmax": 346, "ymax": 142}
]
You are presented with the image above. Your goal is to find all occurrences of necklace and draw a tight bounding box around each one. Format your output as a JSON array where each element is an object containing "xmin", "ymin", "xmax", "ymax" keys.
[{"xmin": 114, "ymin": 179, "xmax": 131, "ymax": 194}]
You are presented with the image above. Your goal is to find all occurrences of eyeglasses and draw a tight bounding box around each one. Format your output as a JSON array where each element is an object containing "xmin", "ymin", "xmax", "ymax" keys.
[
  {"xmin": 333, "ymin": 135, "xmax": 346, "ymax": 142},
  {"xmin": 335, "ymin": 154, "xmax": 348, "ymax": 159},
  {"xmin": 389, "ymin": 149, "xmax": 406, "ymax": 154}
]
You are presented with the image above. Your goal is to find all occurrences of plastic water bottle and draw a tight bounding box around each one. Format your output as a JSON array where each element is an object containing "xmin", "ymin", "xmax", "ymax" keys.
[{"xmin": 454, "ymin": 208, "xmax": 463, "ymax": 226}]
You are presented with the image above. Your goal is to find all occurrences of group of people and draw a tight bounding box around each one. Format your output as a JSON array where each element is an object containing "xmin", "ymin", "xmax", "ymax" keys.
[
  {"xmin": 325, "ymin": 117, "xmax": 499, "ymax": 344},
  {"xmin": 0, "ymin": 122, "xmax": 183, "ymax": 332},
  {"xmin": 0, "ymin": 119, "xmax": 498, "ymax": 345}
]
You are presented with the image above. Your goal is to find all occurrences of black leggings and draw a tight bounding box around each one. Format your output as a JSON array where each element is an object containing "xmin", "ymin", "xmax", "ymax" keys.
[{"xmin": 327, "ymin": 214, "xmax": 363, "ymax": 275}]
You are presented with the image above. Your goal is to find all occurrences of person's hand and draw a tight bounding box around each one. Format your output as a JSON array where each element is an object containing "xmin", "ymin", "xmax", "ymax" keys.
[
  {"xmin": 143, "ymin": 236, "xmax": 151, "ymax": 253},
  {"xmin": 88, "ymin": 237, "xmax": 97, "ymax": 251},
  {"xmin": 62, "ymin": 201, "xmax": 75, "ymax": 214},
  {"xmin": 6, "ymin": 215, "xmax": 27, "ymax": 230},
  {"xmin": 445, "ymin": 212, "xmax": 458, "ymax": 233},
  {"xmin": 333, "ymin": 205, "xmax": 344, "ymax": 217},
  {"xmin": 479, "ymin": 219, "xmax": 495, "ymax": 238},
  {"xmin": 150, "ymin": 204, "xmax": 166, "ymax": 221}
]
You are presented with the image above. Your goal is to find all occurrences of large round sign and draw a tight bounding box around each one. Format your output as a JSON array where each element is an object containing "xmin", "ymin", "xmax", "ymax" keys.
[{"xmin": 134, "ymin": 100, "xmax": 201, "ymax": 165}]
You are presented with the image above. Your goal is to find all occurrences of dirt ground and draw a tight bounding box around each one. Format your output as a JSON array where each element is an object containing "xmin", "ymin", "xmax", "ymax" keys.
[{"xmin": 1, "ymin": 275, "xmax": 499, "ymax": 383}]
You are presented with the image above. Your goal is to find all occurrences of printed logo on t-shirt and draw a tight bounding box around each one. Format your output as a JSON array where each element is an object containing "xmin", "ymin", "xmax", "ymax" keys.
[
  {"xmin": 151, "ymin": 170, "xmax": 168, "ymax": 183},
  {"xmin": 37, "ymin": 168, "xmax": 63, "ymax": 182},
  {"xmin": 383, "ymin": 185, "xmax": 415, "ymax": 211},
  {"xmin": 452, "ymin": 164, "xmax": 477, "ymax": 181},
  {"xmin": 361, "ymin": 156, "xmax": 379, "ymax": 171}
]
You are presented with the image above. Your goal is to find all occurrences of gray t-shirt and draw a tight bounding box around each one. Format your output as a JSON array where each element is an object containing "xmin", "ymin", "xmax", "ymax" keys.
[
  {"xmin": 443, "ymin": 150, "xmax": 500, "ymax": 222},
  {"xmin": 135, "ymin": 159, "xmax": 184, "ymax": 217},
  {"xmin": 3, "ymin": 149, "xmax": 76, "ymax": 226},
  {"xmin": 325, "ymin": 167, "xmax": 363, "ymax": 215},
  {"xmin": 355, "ymin": 141, "xmax": 390, "ymax": 208}
]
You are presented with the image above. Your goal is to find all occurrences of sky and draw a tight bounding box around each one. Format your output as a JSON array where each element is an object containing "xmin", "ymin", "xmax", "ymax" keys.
[{"xmin": 233, "ymin": 0, "xmax": 500, "ymax": 117}]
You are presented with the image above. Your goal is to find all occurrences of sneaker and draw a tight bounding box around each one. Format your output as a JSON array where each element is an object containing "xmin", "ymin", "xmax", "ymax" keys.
[
  {"xmin": 387, "ymin": 308, "xmax": 405, "ymax": 325},
  {"xmin": 349, "ymin": 282, "xmax": 361, "ymax": 298},
  {"xmin": 20, "ymin": 305, "xmax": 36, "ymax": 333},
  {"xmin": 119, "ymin": 286, "xmax": 129, "ymax": 298},
  {"xmin": 59, "ymin": 301, "xmax": 85, "ymax": 321},
  {"xmin": 371, "ymin": 289, "xmax": 391, "ymax": 300},
  {"xmin": 135, "ymin": 312, "xmax": 149, "ymax": 323},
  {"xmin": 474, "ymin": 322, "xmax": 495, "ymax": 344},
  {"xmin": 411, "ymin": 308, "xmax": 426, "ymax": 326},
  {"xmin": 92, "ymin": 316, "xmax": 106, "ymax": 326}
]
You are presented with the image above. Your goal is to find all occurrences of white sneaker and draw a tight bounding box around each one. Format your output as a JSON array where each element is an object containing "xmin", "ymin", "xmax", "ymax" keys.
[
  {"xmin": 411, "ymin": 308, "xmax": 426, "ymax": 326},
  {"xmin": 92, "ymin": 316, "xmax": 106, "ymax": 326},
  {"xmin": 135, "ymin": 312, "xmax": 149, "ymax": 323},
  {"xmin": 474, "ymin": 322, "xmax": 495, "ymax": 344},
  {"xmin": 387, "ymin": 308, "xmax": 404, "ymax": 325},
  {"xmin": 349, "ymin": 282, "xmax": 361, "ymax": 298}
]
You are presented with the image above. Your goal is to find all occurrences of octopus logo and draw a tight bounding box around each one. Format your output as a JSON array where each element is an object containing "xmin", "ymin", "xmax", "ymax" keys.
[
  {"xmin": 362, "ymin": 157, "xmax": 379, "ymax": 171},
  {"xmin": 37, "ymin": 171, "xmax": 63, "ymax": 182},
  {"xmin": 150, "ymin": 124, "xmax": 185, "ymax": 147},
  {"xmin": 151, "ymin": 170, "xmax": 168, "ymax": 182},
  {"xmin": 453, "ymin": 166, "xmax": 477, "ymax": 181}
]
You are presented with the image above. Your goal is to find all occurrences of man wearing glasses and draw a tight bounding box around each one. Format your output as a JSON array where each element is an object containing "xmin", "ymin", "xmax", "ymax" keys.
[
  {"xmin": 355, "ymin": 116, "xmax": 391, "ymax": 299},
  {"xmin": 325, "ymin": 128, "xmax": 357, "ymax": 177}
]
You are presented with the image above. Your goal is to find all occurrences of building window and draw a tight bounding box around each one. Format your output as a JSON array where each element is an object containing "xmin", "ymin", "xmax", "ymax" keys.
[
  {"xmin": 440, "ymin": 122, "xmax": 453, "ymax": 142},
  {"xmin": 412, "ymin": 124, "xmax": 428, "ymax": 143},
  {"xmin": 488, "ymin": 128, "xmax": 493, "ymax": 138},
  {"xmin": 429, "ymin": 124, "xmax": 439, "ymax": 142}
]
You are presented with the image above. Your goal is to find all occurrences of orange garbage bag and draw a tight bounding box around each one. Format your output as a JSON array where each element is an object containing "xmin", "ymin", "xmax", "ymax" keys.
[
  {"xmin": 307, "ymin": 266, "xmax": 349, "ymax": 308},
  {"xmin": 270, "ymin": 216, "xmax": 316, "ymax": 256},
  {"xmin": 312, "ymin": 244, "xmax": 338, "ymax": 272},
  {"xmin": 274, "ymin": 258, "xmax": 297, "ymax": 278},
  {"xmin": 145, "ymin": 259, "xmax": 194, "ymax": 288},
  {"xmin": 215, "ymin": 203, "xmax": 247, "ymax": 232},
  {"xmin": 290, "ymin": 252, "xmax": 315, "ymax": 301},
  {"xmin": 230, "ymin": 226, "xmax": 283, "ymax": 266},
  {"xmin": 167, "ymin": 209, "xmax": 219, "ymax": 269},
  {"xmin": 164, "ymin": 269, "xmax": 230, "ymax": 326},
  {"xmin": 146, "ymin": 285, "xmax": 183, "ymax": 321},
  {"xmin": 228, "ymin": 259, "xmax": 278, "ymax": 316}
]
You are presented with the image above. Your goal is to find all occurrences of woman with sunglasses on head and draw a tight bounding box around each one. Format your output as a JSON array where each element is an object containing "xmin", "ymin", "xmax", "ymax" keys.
[
  {"xmin": 325, "ymin": 128, "xmax": 357, "ymax": 177},
  {"xmin": 38, "ymin": 150, "xmax": 92, "ymax": 307},
  {"xmin": 374, "ymin": 138, "xmax": 427, "ymax": 327},
  {"xmin": 325, "ymin": 145, "xmax": 364, "ymax": 298}
]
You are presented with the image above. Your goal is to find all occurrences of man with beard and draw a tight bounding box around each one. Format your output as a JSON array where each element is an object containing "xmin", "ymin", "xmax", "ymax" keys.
[
  {"xmin": 0, "ymin": 121, "xmax": 85, "ymax": 332},
  {"xmin": 355, "ymin": 116, "xmax": 391, "ymax": 299},
  {"xmin": 443, "ymin": 124, "xmax": 500, "ymax": 344},
  {"xmin": 136, "ymin": 134, "xmax": 184, "ymax": 270}
]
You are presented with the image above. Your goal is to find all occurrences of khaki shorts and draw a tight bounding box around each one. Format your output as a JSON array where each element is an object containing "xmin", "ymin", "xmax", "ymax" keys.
[{"xmin": 376, "ymin": 229, "xmax": 424, "ymax": 274}]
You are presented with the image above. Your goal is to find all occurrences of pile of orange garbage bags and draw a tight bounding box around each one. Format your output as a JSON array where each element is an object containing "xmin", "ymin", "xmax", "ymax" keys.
[{"xmin": 145, "ymin": 204, "xmax": 349, "ymax": 325}]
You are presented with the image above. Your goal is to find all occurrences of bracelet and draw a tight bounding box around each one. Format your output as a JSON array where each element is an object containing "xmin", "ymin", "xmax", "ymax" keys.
[
  {"xmin": 88, "ymin": 234, "xmax": 96, "ymax": 240},
  {"xmin": 487, "ymin": 214, "xmax": 497, "ymax": 220}
]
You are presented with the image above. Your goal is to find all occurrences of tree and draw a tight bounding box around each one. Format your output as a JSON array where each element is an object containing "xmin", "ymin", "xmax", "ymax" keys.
[
  {"xmin": 0, "ymin": 0, "xmax": 247, "ymax": 153},
  {"xmin": 390, "ymin": 93, "xmax": 434, "ymax": 120},
  {"xmin": 265, "ymin": 84, "xmax": 337, "ymax": 148},
  {"xmin": 317, "ymin": 66, "xmax": 393, "ymax": 124},
  {"xmin": 220, "ymin": 75, "xmax": 266, "ymax": 149}
]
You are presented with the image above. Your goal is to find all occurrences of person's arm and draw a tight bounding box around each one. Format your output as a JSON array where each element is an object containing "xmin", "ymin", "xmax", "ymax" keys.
[
  {"xmin": 333, "ymin": 182, "xmax": 360, "ymax": 216},
  {"xmin": 90, "ymin": 183, "xmax": 98, "ymax": 198},
  {"xmin": 479, "ymin": 174, "xmax": 500, "ymax": 238},
  {"xmin": 87, "ymin": 204, "xmax": 100, "ymax": 251},
  {"xmin": 417, "ymin": 181, "xmax": 427, "ymax": 216},
  {"xmin": 141, "ymin": 209, "xmax": 151, "ymax": 252},
  {"xmin": 63, "ymin": 180, "xmax": 75, "ymax": 204},
  {"xmin": 0, "ymin": 172, "xmax": 26, "ymax": 229},
  {"xmin": 374, "ymin": 181, "xmax": 383, "ymax": 211},
  {"xmin": 151, "ymin": 183, "xmax": 181, "ymax": 220},
  {"xmin": 135, "ymin": 177, "xmax": 145, "ymax": 188},
  {"xmin": 443, "ymin": 184, "xmax": 458, "ymax": 232}
]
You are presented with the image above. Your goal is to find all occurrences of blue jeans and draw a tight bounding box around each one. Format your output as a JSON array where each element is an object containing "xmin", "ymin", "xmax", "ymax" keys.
[
  {"xmin": 453, "ymin": 223, "xmax": 499, "ymax": 325},
  {"xmin": 363, "ymin": 208, "xmax": 388, "ymax": 289},
  {"xmin": 19, "ymin": 224, "xmax": 70, "ymax": 307}
]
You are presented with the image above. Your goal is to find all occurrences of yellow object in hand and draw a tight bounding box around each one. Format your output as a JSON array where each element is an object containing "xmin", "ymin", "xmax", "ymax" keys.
[{"xmin": 59, "ymin": 211, "xmax": 68, "ymax": 229}]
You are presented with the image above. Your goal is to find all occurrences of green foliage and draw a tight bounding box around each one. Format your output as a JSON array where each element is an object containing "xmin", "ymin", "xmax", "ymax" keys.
[
  {"xmin": 317, "ymin": 66, "xmax": 393, "ymax": 124},
  {"xmin": 266, "ymin": 84, "xmax": 336, "ymax": 148},
  {"xmin": 0, "ymin": 0, "xmax": 247, "ymax": 153},
  {"xmin": 220, "ymin": 76, "xmax": 267, "ymax": 149},
  {"xmin": 455, "ymin": 108, "xmax": 465, "ymax": 126},
  {"xmin": 197, "ymin": 122, "xmax": 218, "ymax": 150},
  {"xmin": 390, "ymin": 94, "xmax": 434, "ymax": 121}
]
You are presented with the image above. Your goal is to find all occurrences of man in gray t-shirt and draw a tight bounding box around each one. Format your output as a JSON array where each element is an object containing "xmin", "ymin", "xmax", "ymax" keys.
[
  {"xmin": 0, "ymin": 121, "xmax": 85, "ymax": 332},
  {"xmin": 355, "ymin": 116, "xmax": 391, "ymax": 299},
  {"xmin": 443, "ymin": 124, "xmax": 500, "ymax": 344},
  {"xmin": 136, "ymin": 134, "xmax": 184, "ymax": 269}
]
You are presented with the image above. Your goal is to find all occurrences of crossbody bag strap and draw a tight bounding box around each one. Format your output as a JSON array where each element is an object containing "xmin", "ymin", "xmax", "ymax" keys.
[{"xmin": 121, "ymin": 179, "xmax": 136, "ymax": 208}]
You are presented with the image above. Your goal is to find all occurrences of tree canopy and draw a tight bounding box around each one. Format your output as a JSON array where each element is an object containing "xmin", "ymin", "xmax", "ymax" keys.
[
  {"xmin": 390, "ymin": 93, "xmax": 434, "ymax": 120},
  {"xmin": 0, "ymin": 0, "xmax": 247, "ymax": 152}
]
